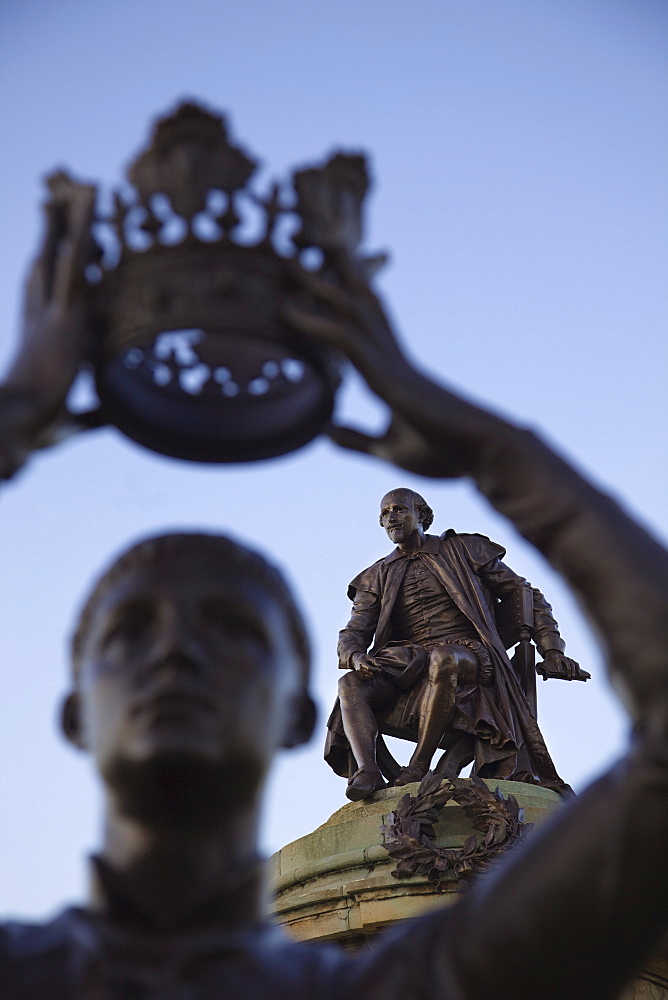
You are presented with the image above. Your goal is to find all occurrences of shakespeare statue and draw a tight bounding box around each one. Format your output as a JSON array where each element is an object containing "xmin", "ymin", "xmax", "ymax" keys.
[
  {"xmin": 1, "ymin": 183, "xmax": 668, "ymax": 1000},
  {"xmin": 325, "ymin": 487, "xmax": 586, "ymax": 801}
]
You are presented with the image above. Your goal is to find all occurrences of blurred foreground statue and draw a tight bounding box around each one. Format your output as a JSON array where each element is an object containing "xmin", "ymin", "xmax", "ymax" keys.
[
  {"xmin": 326, "ymin": 487, "xmax": 587, "ymax": 800},
  {"xmin": 2, "ymin": 116, "xmax": 668, "ymax": 998},
  {"xmin": 0, "ymin": 102, "xmax": 380, "ymax": 475}
]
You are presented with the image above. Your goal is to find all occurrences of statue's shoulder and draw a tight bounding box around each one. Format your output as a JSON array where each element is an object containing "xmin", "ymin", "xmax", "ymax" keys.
[
  {"xmin": 0, "ymin": 910, "xmax": 78, "ymax": 983},
  {"xmin": 1, "ymin": 909, "xmax": 76, "ymax": 950},
  {"xmin": 439, "ymin": 529, "xmax": 506, "ymax": 565},
  {"xmin": 347, "ymin": 556, "xmax": 386, "ymax": 600}
]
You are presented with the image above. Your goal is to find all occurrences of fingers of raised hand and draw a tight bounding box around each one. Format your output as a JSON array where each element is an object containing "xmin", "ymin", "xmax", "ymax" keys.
[
  {"xmin": 27, "ymin": 173, "xmax": 96, "ymax": 310},
  {"xmin": 281, "ymin": 301, "xmax": 355, "ymax": 350},
  {"xmin": 0, "ymin": 442, "xmax": 26, "ymax": 481},
  {"xmin": 0, "ymin": 391, "xmax": 39, "ymax": 480},
  {"xmin": 328, "ymin": 418, "xmax": 467, "ymax": 479},
  {"xmin": 324, "ymin": 247, "xmax": 378, "ymax": 295},
  {"xmin": 327, "ymin": 424, "xmax": 382, "ymax": 457},
  {"xmin": 286, "ymin": 256, "xmax": 395, "ymax": 354},
  {"xmin": 328, "ymin": 421, "xmax": 424, "ymax": 469},
  {"xmin": 288, "ymin": 262, "xmax": 358, "ymax": 317},
  {"xmin": 50, "ymin": 182, "xmax": 96, "ymax": 306}
]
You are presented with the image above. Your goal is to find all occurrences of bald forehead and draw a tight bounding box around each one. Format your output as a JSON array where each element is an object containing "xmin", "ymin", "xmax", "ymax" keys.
[{"xmin": 380, "ymin": 490, "xmax": 417, "ymax": 509}]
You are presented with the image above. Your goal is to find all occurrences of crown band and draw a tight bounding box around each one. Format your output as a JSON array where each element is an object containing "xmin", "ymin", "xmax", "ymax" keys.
[{"xmin": 79, "ymin": 101, "xmax": 376, "ymax": 463}]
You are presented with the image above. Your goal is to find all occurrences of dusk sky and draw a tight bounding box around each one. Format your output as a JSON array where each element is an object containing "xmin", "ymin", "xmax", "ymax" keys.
[{"xmin": 1, "ymin": 0, "xmax": 666, "ymax": 919}]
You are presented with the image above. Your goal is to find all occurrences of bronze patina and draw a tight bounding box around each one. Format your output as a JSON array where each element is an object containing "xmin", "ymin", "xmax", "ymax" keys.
[
  {"xmin": 1, "ymin": 127, "xmax": 667, "ymax": 1000},
  {"xmin": 0, "ymin": 102, "xmax": 383, "ymax": 471},
  {"xmin": 325, "ymin": 487, "xmax": 587, "ymax": 801}
]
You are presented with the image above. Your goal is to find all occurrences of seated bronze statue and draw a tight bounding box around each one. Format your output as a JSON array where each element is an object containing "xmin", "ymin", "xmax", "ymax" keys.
[
  {"xmin": 325, "ymin": 487, "xmax": 586, "ymax": 800},
  {"xmin": 1, "ymin": 183, "xmax": 667, "ymax": 999}
]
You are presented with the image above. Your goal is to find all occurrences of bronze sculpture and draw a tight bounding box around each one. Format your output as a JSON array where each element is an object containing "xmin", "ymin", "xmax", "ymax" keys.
[
  {"xmin": 325, "ymin": 486, "xmax": 586, "ymax": 801},
  {"xmin": 0, "ymin": 103, "xmax": 379, "ymax": 473},
  {"xmin": 2, "ymin": 169, "xmax": 668, "ymax": 1000}
]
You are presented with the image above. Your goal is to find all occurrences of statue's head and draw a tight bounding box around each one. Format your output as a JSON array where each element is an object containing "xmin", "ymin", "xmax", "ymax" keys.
[
  {"xmin": 379, "ymin": 488, "xmax": 434, "ymax": 544},
  {"xmin": 62, "ymin": 533, "xmax": 316, "ymax": 819}
]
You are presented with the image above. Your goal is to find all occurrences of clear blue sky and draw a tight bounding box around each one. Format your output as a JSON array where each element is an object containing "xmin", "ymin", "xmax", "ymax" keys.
[{"xmin": 1, "ymin": 0, "xmax": 666, "ymax": 919}]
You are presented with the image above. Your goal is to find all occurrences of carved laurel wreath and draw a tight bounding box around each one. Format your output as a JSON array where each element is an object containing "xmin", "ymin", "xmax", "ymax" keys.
[{"xmin": 381, "ymin": 772, "xmax": 533, "ymax": 884}]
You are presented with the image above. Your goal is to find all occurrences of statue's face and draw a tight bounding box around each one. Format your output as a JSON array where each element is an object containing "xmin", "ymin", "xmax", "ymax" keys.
[
  {"xmin": 71, "ymin": 554, "xmax": 307, "ymax": 803},
  {"xmin": 380, "ymin": 490, "xmax": 423, "ymax": 545}
]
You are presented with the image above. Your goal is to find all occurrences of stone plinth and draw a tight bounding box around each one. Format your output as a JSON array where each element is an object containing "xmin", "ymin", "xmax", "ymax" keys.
[
  {"xmin": 269, "ymin": 779, "xmax": 560, "ymax": 946},
  {"xmin": 270, "ymin": 778, "xmax": 668, "ymax": 995}
]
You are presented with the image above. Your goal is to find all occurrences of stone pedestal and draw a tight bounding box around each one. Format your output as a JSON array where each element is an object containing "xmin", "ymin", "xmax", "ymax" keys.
[
  {"xmin": 269, "ymin": 779, "xmax": 559, "ymax": 945},
  {"xmin": 270, "ymin": 778, "xmax": 668, "ymax": 995}
]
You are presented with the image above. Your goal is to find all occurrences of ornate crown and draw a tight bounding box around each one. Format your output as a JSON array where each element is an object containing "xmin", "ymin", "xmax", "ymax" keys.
[{"xmin": 86, "ymin": 101, "xmax": 381, "ymax": 463}]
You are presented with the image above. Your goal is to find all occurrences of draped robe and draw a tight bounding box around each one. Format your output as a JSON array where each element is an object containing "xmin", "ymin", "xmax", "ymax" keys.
[{"xmin": 324, "ymin": 531, "xmax": 569, "ymax": 791}]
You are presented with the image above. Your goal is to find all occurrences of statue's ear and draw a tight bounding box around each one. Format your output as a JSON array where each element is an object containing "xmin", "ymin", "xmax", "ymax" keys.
[
  {"xmin": 281, "ymin": 693, "xmax": 317, "ymax": 749},
  {"xmin": 61, "ymin": 692, "xmax": 87, "ymax": 750}
]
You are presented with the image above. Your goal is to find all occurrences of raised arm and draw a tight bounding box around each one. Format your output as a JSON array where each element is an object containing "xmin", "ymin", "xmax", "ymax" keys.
[
  {"xmin": 286, "ymin": 250, "xmax": 668, "ymax": 998},
  {"xmin": 0, "ymin": 173, "xmax": 95, "ymax": 481}
]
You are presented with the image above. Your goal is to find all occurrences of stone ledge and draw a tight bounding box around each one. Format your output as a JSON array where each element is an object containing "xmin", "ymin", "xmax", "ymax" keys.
[
  {"xmin": 270, "ymin": 779, "xmax": 560, "ymax": 941},
  {"xmin": 270, "ymin": 779, "xmax": 668, "ymax": 994}
]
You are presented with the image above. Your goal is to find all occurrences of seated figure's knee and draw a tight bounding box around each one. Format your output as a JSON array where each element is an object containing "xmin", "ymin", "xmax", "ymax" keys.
[
  {"xmin": 428, "ymin": 646, "xmax": 459, "ymax": 684},
  {"xmin": 338, "ymin": 670, "xmax": 364, "ymax": 699}
]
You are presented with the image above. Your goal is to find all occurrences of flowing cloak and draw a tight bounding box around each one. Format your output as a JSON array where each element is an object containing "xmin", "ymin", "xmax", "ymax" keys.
[{"xmin": 324, "ymin": 531, "xmax": 569, "ymax": 791}]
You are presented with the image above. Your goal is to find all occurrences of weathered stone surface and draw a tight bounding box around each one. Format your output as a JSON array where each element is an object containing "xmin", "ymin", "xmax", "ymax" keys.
[
  {"xmin": 270, "ymin": 779, "xmax": 560, "ymax": 943},
  {"xmin": 271, "ymin": 779, "xmax": 668, "ymax": 995}
]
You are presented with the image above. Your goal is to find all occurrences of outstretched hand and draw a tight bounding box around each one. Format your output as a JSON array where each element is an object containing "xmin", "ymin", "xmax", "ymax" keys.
[
  {"xmin": 1, "ymin": 172, "xmax": 96, "ymax": 479},
  {"xmin": 538, "ymin": 650, "xmax": 591, "ymax": 682},
  {"xmin": 284, "ymin": 248, "xmax": 509, "ymax": 479}
]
